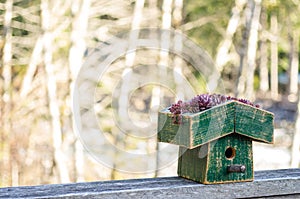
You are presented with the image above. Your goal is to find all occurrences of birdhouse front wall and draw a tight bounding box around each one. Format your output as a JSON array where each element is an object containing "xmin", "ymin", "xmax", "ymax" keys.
[{"xmin": 178, "ymin": 134, "xmax": 253, "ymax": 184}]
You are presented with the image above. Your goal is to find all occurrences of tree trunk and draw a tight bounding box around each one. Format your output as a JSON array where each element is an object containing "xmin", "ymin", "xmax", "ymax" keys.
[
  {"xmin": 236, "ymin": 0, "xmax": 254, "ymax": 97},
  {"xmin": 69, "ymin": 0, "xmax": 91, "ymax": 182},
  {"xmin": 1, "ymin": 0, "xmax": 13, "ymax": 186},
  {"xmin": 246, "ymin": 0, "xmax": 261, "ymax": 100},
  {"xmin": 289, "ymin": 30, "xmax": 299, "ymax": 101},
  {"xmin": 173, "ymin": 0, "xmax": 184, "ymax": 99},
  {"xmin": 118, "ymin": 0, "xmax": 145, "ymax": 127},
  {"xmin": 291, "ymin": 95, "xmax": 300, "ymax": 168},
  {"xmin": 154, "ymin": 0, "xmax": 173, "ymax": 177},
  {"xmin": 270, "ymin": 13, "xmax": 279, "ymax": 100},
  {"xmin": 20, "ymin": 36, "xmax": 44, "ymax": 97},
  {"xmin": 41, "ymin": 0, "xmax": 71, "ymax": 183},
  {"xmin": 215, "ymin": 0, "xmax": 246, "ymax": 72},
  {"xmin": 113, "ymin": 0, "xmax": 145, "ymax": 179},
  {"xmin": 259, "ymin": 8, "xmax": 269, "ymax": 93}
]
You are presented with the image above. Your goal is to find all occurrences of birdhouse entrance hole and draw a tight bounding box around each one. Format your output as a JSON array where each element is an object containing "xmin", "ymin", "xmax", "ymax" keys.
[
  {"xmin": 225, "ymin": 147, "xmax": 236, "ymax": 159},
  {"xmin": 158, "ymin": 100, "xmax": 274, "ymax": 184}
]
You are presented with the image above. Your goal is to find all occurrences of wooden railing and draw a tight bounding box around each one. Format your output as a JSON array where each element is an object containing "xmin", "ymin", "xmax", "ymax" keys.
[{"xmin": 0, "ymin": 168, "xmax": 299, "ymax": 198}]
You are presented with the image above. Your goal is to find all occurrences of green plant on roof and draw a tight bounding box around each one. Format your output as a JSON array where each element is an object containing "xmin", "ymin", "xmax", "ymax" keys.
[{"xmin": 169, "ymin": 93, "xmax": 259, "ymax": 124}]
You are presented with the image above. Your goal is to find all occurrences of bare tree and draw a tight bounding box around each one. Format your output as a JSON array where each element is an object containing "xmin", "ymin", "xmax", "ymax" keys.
[
  {"xmin": 236, "ymin": 0, "xmax": 254, "ymax": 97},
  {"xmin": 1, "ymin": 0, "xmax": 13, "ymax": 186},
  {"xmin": 118, "ymin": 0, "xmax": 145, "ymax": 127},
  {"xmin": 113, "ymin": 0, "xmax": 146, "ymax": 179},
  {"xmin": 288, "ymin": 30, "xmax": 299, "ymax": 101},
  {"xmin": 69, "ymin": 0, "xmax": 91, "ymax": 182},
  {"xmin": 154, "ymin": 0, "xmax": 173, "ymax": 177},
  {"xmin": 215, "ymin": 0, "xmax": 246, "ymax": 72},
  {"xmin": 291, "ymin": 95, "xmax": 300, "ymax": 168},
  {"xmin": 1, "ymin": 0, "xmax": 300, "ymax": 186},
  {"xmin": 259, "ymin": 8, "xmax": 269, "ymax": 93},
  {"xmin": 152, "ymin": 0, "xmax": 173, "ymax": 117},
  {"xmin": 173, "ymin": 0, "xmax": 184, "ymax": 99},
  {"xmin": 41, "ymin": 0, "xmax": 71, "ymax": 183},
  {"xmin": 20, "ymin": 36, "xmax": 43, "ymax": 97},
  {"xmin": 246, "ymin": 0, "xmax": 261, "ymax": 100},
  {"xmin": 270, "ymin": 13, "xmax": 279, "ymax": 100}
]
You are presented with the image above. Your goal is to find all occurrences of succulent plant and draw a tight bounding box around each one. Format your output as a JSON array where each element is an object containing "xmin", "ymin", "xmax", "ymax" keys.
[{"xmin": 168, "ymin": 93, "xmax": 259, "ymax": 124}]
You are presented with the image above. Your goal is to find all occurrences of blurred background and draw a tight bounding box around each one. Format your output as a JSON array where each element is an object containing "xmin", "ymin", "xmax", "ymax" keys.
[{"xmin": 0, "ymin": 0, "xmax": 300, "ymax": 187}]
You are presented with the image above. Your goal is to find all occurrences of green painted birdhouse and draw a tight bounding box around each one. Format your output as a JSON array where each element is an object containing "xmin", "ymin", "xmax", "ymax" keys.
[{"xmin": 158, "ymin": 100, "xmax": 274, "ymax": 184}]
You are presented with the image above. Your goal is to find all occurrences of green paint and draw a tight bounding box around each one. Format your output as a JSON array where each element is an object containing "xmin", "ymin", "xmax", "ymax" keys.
[
  {"xmin": 191, "ymin": 102, "xmax": 235, "ymax": 147},
  {"xmin": 206, "ymin": 134, "xmax": 253, "ymax": 183},
  {"xmin": 178, "ymin": 144, "xmax": 209, "ymax": 183},
  {"xmin": 158, "ymin": 100, "xmax": 274, "ymax": 184},
  {"xmin": 178, "ymin": 134, "xmax": 253, "ymax": 184},
  {"xmin": 158, "ymin": 101, "xmax": 274, "ymax": 149},
  {"xmin": 235, "ymin": 103, "xmax": 274, "ymax": 143}
]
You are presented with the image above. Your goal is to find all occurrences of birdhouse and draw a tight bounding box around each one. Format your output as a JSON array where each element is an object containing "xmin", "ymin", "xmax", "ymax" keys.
[{"xmin": 158, "ymin": 100, "xmax": 274, "ymax": 184}]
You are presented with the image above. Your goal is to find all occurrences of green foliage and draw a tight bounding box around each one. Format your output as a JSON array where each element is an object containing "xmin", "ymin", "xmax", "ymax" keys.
[
  {"xmin": 278, "ymin": 48, "xmax": 289, "ymax": 73},
  {"xmin": 185, "ymin": 0, "xmax": 234, "ymax": 21},
  {"xmin": 187, "ymin": 24, "xmax": 223, "ymax": 56},
  {"xmin": 184, "ymin": 0, "xmax": 234, "ymax": 56}
]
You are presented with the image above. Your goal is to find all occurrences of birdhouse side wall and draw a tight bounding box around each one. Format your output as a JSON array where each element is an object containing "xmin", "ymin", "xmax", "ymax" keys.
[
  {"xmin": 158, "ymin": 102, "xmax": 236, "ymax": 149},
  {"xmin": 177, "ymin": 144, "xmax": 208, "ymax": 183},
  {"xmin": 157, "ymin": 110, "xmax": 190, "ymax": 147}
]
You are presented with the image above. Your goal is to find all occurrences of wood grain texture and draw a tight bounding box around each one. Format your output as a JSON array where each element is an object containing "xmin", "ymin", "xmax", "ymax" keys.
[
  {"xmin": 0, "ymin": 169, "xmax": 299, "ymax": 198},
  {"xmin": 235, "ymin": 102, "xmax": 274, "ymax": 143},
  {"xmin": 178, "ymin": 134, "xmax": 253, "ymax": 184},
  {"xmin": 191, "ymin": 102, "xmax": 235, "ymax": 147},
  {"xmin": 206, "ymin": 134, "xmax": 253, "ymax": 184},
  {"xmin": 177, "ymin": 144, "xmax": 208, "ymax": 183},
  {"xmin": 158, "ymin": 101, "xmax": 274, "ymax": 148},
  {"xmin": 158, "ymin": 102, "xmax": 235, "ymax": 148}
]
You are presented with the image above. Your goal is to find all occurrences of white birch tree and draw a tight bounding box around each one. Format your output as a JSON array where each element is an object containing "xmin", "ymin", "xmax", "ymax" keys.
[
  {"xmin": 246, "ymin": 0, "xmax": 261, "ymax": 100},
  {"xmin": 259, "ymin": 9, "xmax": 269, "ymax": 93},
  {"xmin": 215, "ymin": 0, "xmax": 246, "ymax": 72},
  {"xmin": 288, "ymin": 30, "xmax": 299, "ymax": 101},
  {"xmin": 1, "ymin": 0, "xmax": 13, "ymax": 186},
  {"xmin": 112, "ymin": 0, "xmax": 145, "ymax": 179},
  {"xmin": 69, "ymin": 0, "xmax": 91, "ymax": 182},
  {"xmin": 291, "ymin": 96, "xmax": 300, "ymax": 168},
  {"xmin": 41, "ymin": 0, "xmax": 71, "ymax": 183},
  {"xmin": 270, "ymin": 13, "xmax": 279, "ymax": 100},
  {"xmin": 154, "ymin": 0, "xmax": 173, "ymax": 177},
  {"xmin": 236, "ymin": 0, "xmax": 254, "ymax": 97}
]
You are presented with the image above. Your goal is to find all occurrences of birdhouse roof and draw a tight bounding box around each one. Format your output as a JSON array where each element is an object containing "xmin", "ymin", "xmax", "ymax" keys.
[{"xmin": 158, "ymin": 101, "xmax": 274, "ymax": 149}]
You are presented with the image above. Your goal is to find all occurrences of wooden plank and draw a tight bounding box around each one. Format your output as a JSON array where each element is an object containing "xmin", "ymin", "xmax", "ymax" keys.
[
  {"xmin": 158, "ymin": 102, "xmax": 235, "ymax": 148},
  {"xmin": 157, "ymin": 108, "xmax": 190, "ymax": 147},
  {"xmin": 235, "ymin": 102, "xmax": 274, "ymax": 143},
  {"xmin": 205, "ymin": 134, "xmax": 253, "ymax": 184},
  {"xmin": 0, "ymin": 169, "xmax": 299, "ymax": 198},
  {"xmin": 177, "ymin": 144, "xmax": 208, "ymax": 183},
  {"xmin": 158, "ymin": 101, "xmax": 274, "ymax": 148},
  {"xmin": 191, "ymin": 102, "xmax": 235, "ymax": 147},
  {"xmin": 177, "ymin": 134, "xmax": 253, "ymax": 184}
]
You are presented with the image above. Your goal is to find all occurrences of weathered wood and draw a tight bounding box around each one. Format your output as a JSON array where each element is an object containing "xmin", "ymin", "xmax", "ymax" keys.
[
  {"xmin": 235, "ymin": 102, "xmax": 274, "ymax": 143},
  {"xmin": 178, "ymin": 134, "xmax": 253, "ymax": 184},
  {"xmin": 157, "ymin": 101, "xmax": 235, "ymax": 148},
  {"xmin": 158, "ymin": 101, "xmax": 274, "ymax": 149},
  {"xmin": 0, "ymin": 169, "xmax": 299, "ymax": 198},
  {"xmin": 158, "ymin": 100, "xmax": 274, "ymax": 184}
]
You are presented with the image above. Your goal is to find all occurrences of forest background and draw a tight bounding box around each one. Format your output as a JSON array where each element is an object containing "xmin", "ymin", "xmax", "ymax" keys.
[{"xmin": 0, "ymin": 0, "xmax": 300, "ymax": 187}]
